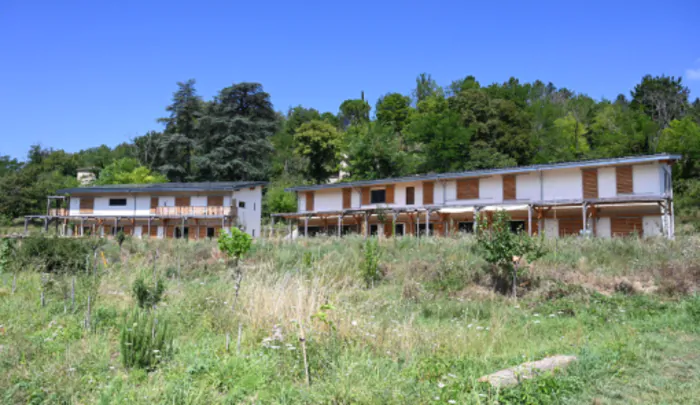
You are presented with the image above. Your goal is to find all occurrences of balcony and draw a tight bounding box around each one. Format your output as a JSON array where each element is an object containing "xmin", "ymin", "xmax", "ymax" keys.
[
  {"xmin": 49, "ymin": 208, "xmax": 69, "ymax": 216},
  {"xmin": 153, "ymin": 206, "xmax": 235, "ymax": 217}
]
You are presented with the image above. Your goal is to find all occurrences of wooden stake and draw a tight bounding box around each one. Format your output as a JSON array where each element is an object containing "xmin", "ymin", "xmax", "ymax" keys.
[
  {"xmin": 71, "ymin": 277, "xmax": 75, "ymax": 312},
  {"xmin": 236, "ymin": 323, "xmax": 242, "ymax": 354},
  {"xmin": 226, "ymin": 333, "xmax": 230, "ymax": 352},
  {"xmin": 12, "ymin": 274, "xmax": 16, "ymax": 294},
  {"xmin": 298, "ymin": 319, "xmax": 311, "ymax": 386},
  {"xmin": 85, "ymin": 294, "xmax": 91, "ymax": 330}
]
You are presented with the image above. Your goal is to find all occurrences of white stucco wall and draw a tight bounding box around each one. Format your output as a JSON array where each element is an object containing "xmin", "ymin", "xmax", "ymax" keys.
[
  {"xmin": 543, "ymin": 168, "xmax": 582, "ymax": 201},
  {"xmin": 633, "ymin": 163, "xmax": 661, "ymax": 195},
  {"xmin": 69, "ymin": 197, "xmax": 80, "ymax": 215},
  {"xmin": 598, "ymin": 168, "xmax": 617, "ymax": 198},
  {"xmin": 480, "ymin": 176, "xmax": 503, "ymax": 203},
  {"xmin": 544, "ymin": 218, "xmax": 559, "ymax": 239},
  {"xmin": 191, "ymin": 196, "xmax": 207, "ymax": 207},
  {"xmin": 643, "ymin": 216, "xmax": 662, "ymax": 237},
  {"xmin": 232, "ymin": 186, "xmax": 262, "ymax": 238},
  {"xmin": 133, "ymin": 226, "xmax": 142, "ymax": 238},
  {"xmin": 596, "ymin": 217, "xmax": 611, "ymax": 238},
  {"xmin": 313, "ymin": 189, "xmax": 343, "ymax": 212},
  {"xmin": 92, "ymin": 196, "xmax": 140, "ymax": 216},
  {"xmin": 516, "ymin": 173, "xmax": 540, "ymax": 201}
]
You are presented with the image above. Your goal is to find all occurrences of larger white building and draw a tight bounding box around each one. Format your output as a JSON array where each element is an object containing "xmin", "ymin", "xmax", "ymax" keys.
[{"xmin": 274, "ymin": 154, "xmax": 680, "ymax": 239}]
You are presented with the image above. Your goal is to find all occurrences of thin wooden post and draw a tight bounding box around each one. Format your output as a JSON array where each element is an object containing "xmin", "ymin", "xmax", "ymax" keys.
[
  {"xmin": 181, "ymin": 217, "xmax": 186, "ymax": 240},
  {"xmin": 582, "ymin": 203, "xmax": 588, "ymax": 236},
  {"xmin": 426, "ymin": 210, "xmax": 431, "ymax": 236},
  {"xmin": 71, "ymin": 276, "xmax": 76, "ymax": 312},
  {"xmin": 114, "ymin": 217, "xmax": 118, "ymax": 236},
  {"xmin": 270, "ymin": 216, "xmax": 276, "ymax": 239},
  {"xmin": 147, "ymin": 217, "xmax": 151, "ymax": 238},
  {"xmin": 236, "ymin": 323, "xmax": 242, "ymax": 353},
  {"xmin": 304, "ymin": 216, "xmax": 309, "ymax": 237},
  {"xmin": 416, "ymin": 212, "xmax": 421, "ymax": 238},
  {"xmin": 527, "ymin": 205, "xmax": 533, "ymax": 236},
  {"xmin": 288, "ymin": 219, "xmax": 293, "ymax": 241},
  {"xmin": 337, "ymin": 215, "xmax": 342, "ymax": 237},
  {"xmin": 364, "ymin": 213, "xmax": 369, "ymax": 239},
  {"xmin": 80, "ymin": 218, "xmax": 84, "ymax": 237}
]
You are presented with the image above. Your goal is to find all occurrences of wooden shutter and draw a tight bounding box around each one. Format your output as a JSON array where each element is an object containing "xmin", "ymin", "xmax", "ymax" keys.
[
  {"xmin": 208, "ymin": 196, "xmax": 223, "ymax": 206},
  {"xmin": 79, "ymin": 198, "xmax": 94, "ymax": 214},
  {"xmin": 457, "ymin": 179, "xmax": 479, "ymax": 200},
  {"xmin": 175, "ymin": 197, "xmax": 190, "ymax": 207},
  {"xmin": 502, "ymin": 175, "xmax": 516, "ymax": 201},
  {"xmin": 384, "ymin": 221, "xmax": 393, "ymax": 237},
  {"xmin": 361, "ymin": 187, "xmax": 370, "ymax": 205},
  {"xmin": 150, "ymin": 225, "xmax": 158, "ymax": 237},
  {"xmin": 166, "ymin": 226, "xmax": 175, "ymax": 238},
  {"xmin": 611, "ymin": 217, "xmax": 643, "ymax": 237},
  {"xmin": 423, "ymin": 182, "xmax": 434, "ymax": 205},
  {"xmin": 582, "ymin": 169, "xmax": 598, "ymax": 199},
  {"xmin": 386, "ymin": 185, "xmax": 395, "ymax": 204},
  {"xmin": 199, "ymin": 226, "xmax": 207, "ymax": 239},
  {"xmin": 305, "ymin": 191, "xmax": 314, "ymax": 211},
  {"xmin": 342, "ymin": 188, "xmax": 352, "ymax": 209},
  {"xmin": 406, "ymin": 187, "xmax": 415, "ymax": 205},
  {"xmin": 141, "ymin": 225, "xmax": 148, "ymax": 237},
  {"xmin": 558, "ymin": 218, "xmax": 583, "ymax": 237},
  {"xmin": 150, "ymin": 197, "xmax": 158, "ymax": 214},
  {"xmin": 616, "ymin": 166, "xmax": 633, "ymax": 194}
]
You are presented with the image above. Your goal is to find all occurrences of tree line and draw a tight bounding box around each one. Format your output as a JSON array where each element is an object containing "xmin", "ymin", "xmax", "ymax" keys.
[{"xmin": 1, "ymin": 73, "xmax": 699, "ymax": 221}]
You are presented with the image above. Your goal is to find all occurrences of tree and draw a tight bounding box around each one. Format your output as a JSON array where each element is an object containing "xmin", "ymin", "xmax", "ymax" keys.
[
  {"xmin": 133, "ymin": 131, "xmax": 166, "ymax": 172},
  {"xmin": 344, "ymin": 122, "xmax": 413, "ymax": 180},
  {"xmin": 271, "ymin": 107, "xmax": 321, "ymax": 178},
  {"xmin": 157, "ymin": 79, "xmax": 202, "ymax": 181},
  {"xmin": 375, "ymin": 93, "xmax": 413, "ymax": 135},
  {"xmin": 294, "ymin": 120, "xmax": 341, "ymax": 183},
  {"xmin": 339, "ymin": 98, "xmax": 370, "ymax": 127},
  {"xmin": 631, "ymin": 75, "xmax": 690, "ymax": 152},
  {"xmin": 413, "ymin": 73, "xmax": 441, "ymax": 104},
  {"xmin": 95, "ymin": 158, "xmax": 168, "ymax": 185},
  {"xmin": 195, "ymin": 82, "xmax": 277, "ymax": 181},
  {"xmin": 264, "ymin": 182, "xmax": 298, "ymax": 214}
]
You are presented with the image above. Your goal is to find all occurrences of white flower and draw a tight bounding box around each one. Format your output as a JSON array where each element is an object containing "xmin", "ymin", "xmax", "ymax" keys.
[
  {"xmin": 351, "ymin": 320, "xmax": 358, "ymax": 326},
  {"xmin": 434, "ymin": 397, "xmax": 440, "ymax": 400},
  {"xmin": 467, "ymin": 324, "xmax": 473, "ymax": 328},
  {"xmin": 438, "ymin": 382, "xmax": 445, "ymax": 388},
  {"xmin": 533, "ymin": 313, "xmax": 540, "ymax": 317},
  {"xmin": 534, "ymin": 320, "xmax": 541, "ymax": 324},
  {"xmin": 549, "ymin": 314, "xmax": 556, "ymax": 317},
  {"xmin": 476, "ymin": 326, "xmax": 484, "ymax": 331},
  {"xmin": 447, "ymin": 373, "xmax": 457, "ymax": 378},
  {"xmin": 448, "ymin": 400, "xmax": 457, "ymax": 404}
]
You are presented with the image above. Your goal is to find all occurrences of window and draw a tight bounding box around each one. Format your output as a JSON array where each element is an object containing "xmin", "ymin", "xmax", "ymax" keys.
[
  {"xmin": 206, "ymin": 227, "xmax": 216, "ymax": 238},
  {"xmin": 458, "ymin": 222, "xmax": 474, "ymax": 233},
  {"xmin": 370, "ymin": 189, "xmax": 386, "ymax": 204},
  {"xmin": 394, "ymin": 223, "xmax": 405, "ymax": 236},
  {"xmin": 509, "ymin": 221, "xmax": 525, "ymax": 233},
  {"xmin": 406, "ymin": 187, "xmax": 415, "ymax": 205},
  {"xmin": 369, "ymin": 224, "xmax": 379, "ymax": 235},
  {"xmin": 238, "ymin": 201, "xmax": 246, "ymax": 209},
  {"xmin": 109, "ymin": 198, "xmax": 127, "ymax": 206},
  {"xmin": 252, "ymin": 229, "xmax": 255, "ymax": 237}
]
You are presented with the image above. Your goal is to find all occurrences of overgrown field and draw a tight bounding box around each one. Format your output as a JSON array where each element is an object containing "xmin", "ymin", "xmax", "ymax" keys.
[{"xmin": 1, "ymin": 235, "xmax": 700, "ymax": 404}]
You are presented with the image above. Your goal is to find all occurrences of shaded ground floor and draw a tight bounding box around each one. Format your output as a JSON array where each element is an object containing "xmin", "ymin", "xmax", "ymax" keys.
[{"xmin": 272, "ymin": 200, "xmax": 675, "ymax": 239}]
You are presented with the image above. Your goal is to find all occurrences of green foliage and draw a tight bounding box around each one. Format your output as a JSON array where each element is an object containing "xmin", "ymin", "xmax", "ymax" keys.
[
  {"xmin": 264, "ymin": 181, "xmax": 298, "ymax": 214},
  {"xmin": 217, "ymin": 227, "xmax": 252, "ymax": 260},
  {"xmin": 0, "ymin": 238, "xmax": 14, "ymax": 274},
  {"xmin": 375, "ymin": 92, "xmax": 412, "ymax": 134},
  {"xmin": 344, "ymin": 122, "xmax": 414, "ymax": 180},
  {"xmin": 116, "ymin": 230, "xmax": 126, "ymax": 248},
  {"xmin": 477, "ymin": 211, "xmax": 546, "ymax": 295},
  {"xmin": 360, "ymin": 238, "xmax": 382, "ymax": 288},
  {"xmin": 132, "ymin": 276, "xmax": 166, "ymax": 309},
  {"xmin": 294, "ymin": 120, "xmax": 341, "ymax": 183},
  {"xmin": 13, "ymin": 235, "xmax": 93, "ymax": 273},
  {"xmin": 120, "ymin": 309, "xmax": 172, "ymax": 370},
  {"xmin": 339, "ymin": 98, "xmax": 371, "ymax": 127},
  {"xmin": 311, "ymin": 303, "xmax": 337, "ymax": 331},
  {"xmin": 95, "ymin": 158, "xmax": 167, "ymax": 185}
]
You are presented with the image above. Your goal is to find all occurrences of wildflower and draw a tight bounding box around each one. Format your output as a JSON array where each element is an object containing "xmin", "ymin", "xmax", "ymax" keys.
[
  {"xmin": 448, "ymin": 400, "xmax": 456, "ymax": 404},
  {"xmin": 438, "ymin": 382, "xmax": 446, "ymax": 388},
  {"xmin": 434, "ymin": 397, "xmax": 440, "ymax": 401},
  {"xmin": 476, "ymin": 326, "xmax": 484, "ymax": 331},
  {"xmin": 351, "ymin": 320, "xmax": 358, "ymax": 326},
  {"xmin": 534, "ymin": 320, "xmax": 541, "ymax": 324},
  {"xmin": 549, "ymin": 314, "xmax": 556, "ymax": 318},
  {"xmin": 533, "ymin": 313, "xmax": 540, "ymax": 317},
  {"xmin": 152, "ymin": 349, "xmax": 160, "ymax": 353},
  {"xmin": 467, "ymin": 324, "xmax": 473, "ymax": 328},
  {"xmin": 447, "ymin": 373, "xmax": 457, "ymax": 378}
]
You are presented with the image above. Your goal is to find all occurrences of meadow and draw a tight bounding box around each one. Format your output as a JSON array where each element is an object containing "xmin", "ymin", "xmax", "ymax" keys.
[{"xmin": 1, "ymin": 233, "xmax": 699, "ymax": 404}]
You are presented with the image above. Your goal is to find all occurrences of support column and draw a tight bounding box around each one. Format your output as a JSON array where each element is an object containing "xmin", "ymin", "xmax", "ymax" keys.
[
  {"xmin": 392, "ymin": 211, "xmax": 397, "ymax": 237},
  {"xmin": 114, "ymin": 217, "xmax": 118, "ymax": 236},
  {"xmin": 474, "ymin": 207, "xmax": 481, "ymax": 235},
  {"xmin": 527, "ymin": 205, "xmax": 533, "ymax": 236},
  {"xmin": 337, "ymin": 215, "xmax": 342, "ymax": 237},
  {"xmin": 426, "ymin": 210, "xmax": 431, "ymax": 236},
  {"xmin": 416, "ymin": 212, "xmax": 421, "ymax": 237},
  {"xmin": 181, "ymin": 217, "xmax": 185, "ymax": 240},
  {"xmin": 80, "ymin": 218, "xmax": 84, "ymax": 237},
  {"xmin": 288, "ymin": 219, "xmax": 293, "ymax": 241},
  {"xmin": 24, "ymin": 217, "xmax": 29, "ymax": 236},
  {"xmin": 364, "ymin": 213, "xmax": 369, "ymax": 239},
  {"xmin": 582, "ymin": 203, "xmax": 588, "ymax": 236},
  {"xmin": 147, "ymin": 217, "xmax": 152, "ymax": 238},
  {"xmin": 270, "ymin": 216, "xmax": 276, "ymax": 239},
  {"xmin": 669, "ymin": 199, "xmax": 675, "ymax": 239},
  {"xmin": 304, "ymin": 216, "xmax": 309, "ymax": 237}
]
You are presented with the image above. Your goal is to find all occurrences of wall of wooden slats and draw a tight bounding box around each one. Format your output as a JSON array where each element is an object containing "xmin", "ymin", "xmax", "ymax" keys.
[
  {"xmin": 558, "ymin": 218, "xmax": 583, "ymax": 237},
  {"xmin": 342, "ymin": 188, "xmax": 352, "ymax": 209},
  {"xmin": 616, "ymin": 166, "xmax": 633, "ymax": 194},
  {"xmin": 423, "ymin": 182, "xmax": 434, "ymax": 205},
  {"xmin": 386, "ymin": 185, "xmax": 395, "ymax": 204},
  {"xmin": 406, "ymin": 187, "xmax": 415, "ymax": 205},
  {"xmin": 582, "ymin": 169, "xmax": 598, "ymax": 199},
  {"xmin": 175, "ymin": 197, "xmax": 190, "ymax": 207},
  {"xmin": 457, "ymin": 179, "xmax": 479, "ymax": 200},
  {"xmin": 361, "ymin": 187, "xmax": 370, "ymax": 205},
  {"xmin": 305, "ymin": 191, "xmax": 314, "ymax": 211},
  {"xmin": 79, "ymin": 198, "xmax": 94, "ymax": 214},
  {"xmin": 207, "ymin": 196, "xmax": 223, "ymax": 206},
  {"xmin": 502, "ymin": 175, "xmax": 516, "ymax": 201},
  {"xmin": 611, "ymin": 217, "xmax": 643, "ymax": 237}
]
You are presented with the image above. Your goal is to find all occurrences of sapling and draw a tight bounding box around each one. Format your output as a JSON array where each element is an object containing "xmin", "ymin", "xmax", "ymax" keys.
[{"xmin": 217, "ymin": 227, "xmax": 252, "ymax": 314}]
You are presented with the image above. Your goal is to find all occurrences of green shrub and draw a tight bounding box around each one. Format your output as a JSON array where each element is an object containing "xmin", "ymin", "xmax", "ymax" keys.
[
  {"xmin": 132, "ymin": 276, "xmax": 166, "ymax": 309},
  {"xmin": 360, "ymin": 238, "xmax": 382, "ymax": 288},
  {"xmin": 120, "ymin": 309, "xmax": 172, "ymax": 370},
  {"xmin": 0, "ymin": 238, "xmax": 14, "ymax": 274},
  {"xmin": 13, "ymin": 235, "xmax": 99, "ymax": 273},
  {"xmin": 217, "ymin": 227, "xmax": 252, "ymax": 266}
]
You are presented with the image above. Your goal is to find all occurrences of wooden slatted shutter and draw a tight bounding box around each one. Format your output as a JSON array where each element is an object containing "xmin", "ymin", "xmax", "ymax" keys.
[
  {"xmin": 384, "ymin": 221, "xmax": 393, "ymax": 237},
  {"xmin": 123, "ymin": 226, "xmax": 132, "ymax": 235},
  {"xmin": 385, "ymin": 185, "xmax": 395, "ymax": 204},
  {"xmin": 79, "ymin": 198, "xmax": 94, "ymax": 214},
  {"xmin": 616, "ymin": 166, "xmax": 633, "ymax": 194},
  {"xmin": 457, "ymin": 179, "xmax": 479, "ymax": 200},
  {"xmin": 558, "ymin": 218, "xmax": 583, "ymax": 237},
  {"xmin": 611, "ymin": 217, "xmax": 643, "ymax": 237},
  {"xmin": 305, "ymin": 191, "xmax": 314, "ymax": 211},
  {"xmin": 502, "ymin": 175, "xmax": 516, "ymax": 201},
  {"xmin": 342, "ymin": 188, "xmax": 352, "ymax": 209},
  {"xmin": 582, "ymin": 169, "xmax": 599, "ymax": 199},
  {"xmin": 150, "ymin": 197, "xmax": 158, "ymax": 214},
  {"xmin": 142, "ymin": 225, "xmax": 148, "ymax": 237},
  {"xmin": 208, "ymin": 196, "xmax": 223, "ymax": 206},
  {"xmin": 423, "ymin": 182, "xmax": 434, "ymax": 205},
  {"xmin": 406, "ymin": 187, "xmax": 415, "ymax": 205},
  {"xmin": 166, "ymin": 226, "xmax": 175, "ymax": 238},
  {"xmin": 361, "ymin": 187, "xmax": 370, "ymax": 205},
  {"xmin": 199, "ymin": 226, "xmax": 207, "ymax": 239},
  {"xmin": 175, "ymin": 197, "xmax": 190, "ymax": 207},
  {"xmin": 150, "ymin": 225, "xmax": 158, "ymax": 237}
]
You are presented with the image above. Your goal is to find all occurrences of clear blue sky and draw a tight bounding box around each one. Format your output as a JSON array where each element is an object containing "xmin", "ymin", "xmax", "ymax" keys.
[{"xmin": 1, "ymin": 0, "xmax": 699, "ymax": 161}]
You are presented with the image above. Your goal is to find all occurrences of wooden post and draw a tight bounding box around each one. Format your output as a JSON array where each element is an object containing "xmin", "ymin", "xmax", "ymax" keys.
[
  {"xmin": 304, "ymin": 216, "xmax": 309, "ymax": 237},
  {"xmin": 114, "ymin": 217, "xmax": 118, "ymax": 236},
  {"xmin": 270, "ymin": 216, "xmax": 276, "ymax": 239},
  {"xmin": 582, "ymin": 203, "xmax": 588, "ymax": 236},
  {"xmin": 181, "ymin": 216, "xmax": 185, "ymax": 240},
  {"xmin": 426, "ymin": 210, "xmax": 431, "ymax": 236},
  {"xmin": 392, "ymin": 211, "xmax": 397, "ymax": 238},
  {"xmin": 474, "ymin": 207, "xmax": 481, "ymax": 235},
  {"xmin": 416, "ymin": 212, "xmax": 421, "ymax": 238},
  {"xmin": 337, "ymin": 215, "xmax": 342, "ymax": 237},
  {"xmin": 24, "ymin": 217, "xmax": 29, "ymax": 236},
  {"xmin": 288, "ymin": 219, "xmax": 293, "ymax": 241},
  {"xmin": 527, "ymin": 205, "xmax": 533, "ymax": 236},
  {"xmin": 364, "ymin": 213, "xmax": 369, "ymax": 239},
  {"xmin": 80, "ymin": 217, "xmax": 84, "ymax": 237}
]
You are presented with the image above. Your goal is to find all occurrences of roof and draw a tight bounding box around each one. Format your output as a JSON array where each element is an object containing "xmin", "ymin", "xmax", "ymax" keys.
[
  {"xmin": 57, "ymin": 181, "xmax": 267, "ymax": 195},
  {"xmin": 286, "ymin": 153, "xmax": 681, "ymax": 192}
]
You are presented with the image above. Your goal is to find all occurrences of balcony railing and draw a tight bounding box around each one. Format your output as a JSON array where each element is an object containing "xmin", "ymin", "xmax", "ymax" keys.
[
  {"xmin": 154, "ymin": 206, "xmax": 235, "ymax": 217},
  {"xmin": 49, "ymin": 208, "xmax": 69, "ymax": 216}
]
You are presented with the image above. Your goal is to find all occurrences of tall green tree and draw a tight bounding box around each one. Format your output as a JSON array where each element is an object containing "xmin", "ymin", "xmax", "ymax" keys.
[
  {"xmin": 339, "ymin": 98, "xmax": 370, "ymax": 127},
  {"xmin": 294, "ymin": 120, "xmax": 341, "ymax": 183},
  {"xmin": 158, "ymin": 79, "xmax": 202, "ymax": 181},
  {"xmin": 195, "ymin": 82, "xmax": 277, "ymax": 181},
  {"xmin": 344, "ymin": 123, "xmax": 413, "ymax": 180},
  {"xmin": 375, "ymin": 93, "xmax": 413, "ymax": 135},
  {"xmin": 95, "ymin": 158, "xmax": 168, "ymax": 185},
  {"xmin": 413, "ymin": 73, "xmax": 441, "ymax": 104}
]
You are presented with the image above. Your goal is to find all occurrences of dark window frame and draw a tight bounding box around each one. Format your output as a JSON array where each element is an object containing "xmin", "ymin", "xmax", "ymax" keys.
[
  {"xmin": 238, "ymin": 201, "xmax": 246, "ymax": 209},
  {"xmin": 109, "ymin": 198, "xmax": 127, "ymax": 207},
  {"xmin": 370, "ymin": 189, "xmax": 386, "ymax": 204}
]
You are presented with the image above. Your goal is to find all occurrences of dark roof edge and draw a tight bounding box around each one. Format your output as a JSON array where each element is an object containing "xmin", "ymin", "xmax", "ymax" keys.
[
  {"xmin": 57, "ymin": 181, "xmax": 267, "ymax": 195},
  {"xmin": 286, "ymin": 154, "xmax": 681, "ymax": 192}
]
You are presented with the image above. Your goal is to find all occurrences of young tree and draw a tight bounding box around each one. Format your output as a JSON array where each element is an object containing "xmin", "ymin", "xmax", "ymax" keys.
[
  {"xmin": 218, "ymin": 227, "xmax": 253, "ymax": 314},
  {"xmin": 294, "ymin": 120, "xmax": 341, "ymax": 183},
  {"xmin": 95, "ymin": 158, "xmax": 168, "ymax": 185}
]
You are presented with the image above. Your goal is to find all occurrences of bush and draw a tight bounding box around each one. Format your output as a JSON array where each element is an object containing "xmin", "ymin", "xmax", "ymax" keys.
[
  {"xmin": 360, "ymin": 238, "xmax": 382, "ymax": 288},
  {"xmin": 120, "ymin": 309, "xmax": 172, "ymax": 370},
  {"xmin": 13, "ymin": 235, "xmax": 96, "ymax": 273},
  {"xmin": 132, "ymin": 276, "xmax": 166, "ymax": 309}
]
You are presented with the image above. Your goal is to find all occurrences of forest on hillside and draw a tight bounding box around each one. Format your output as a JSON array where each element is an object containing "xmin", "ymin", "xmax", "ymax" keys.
[{"xmin": 1, "ymin": 73, "xmax": 699, "ymax": 221}]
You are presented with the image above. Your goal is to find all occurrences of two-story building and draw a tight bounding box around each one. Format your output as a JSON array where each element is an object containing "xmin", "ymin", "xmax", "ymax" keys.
[
  {"xmin": 274, "ymin": 154, "xmax": 680, "ymax": 239},
  {"xmin": 26, "ymin": 181, "xmax": 265, "ymax": 239}
]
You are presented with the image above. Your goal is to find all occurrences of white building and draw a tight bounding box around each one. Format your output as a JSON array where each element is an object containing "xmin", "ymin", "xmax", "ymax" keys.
[
  {"xmin": 29, "ymin": 182, "xmax": 265, "ymax": 239},
  {"xmin": 275, "ymin": 154, "xmax": 680, "ymax": 239}
]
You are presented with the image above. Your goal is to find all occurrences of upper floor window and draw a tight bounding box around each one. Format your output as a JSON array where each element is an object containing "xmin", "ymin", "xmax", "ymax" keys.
[
  {"xmin": 406, "ymin": 187, "xmax": 415, "ymax": 205},
  {"xmin": 109, "ymin": 198, "xmax": 127, "ymax": 207},
  {"xmin": 370, "ymin": 189, "xmax": 386, "ymax": 204},
  {"xmin": 238, "ymin": 201, "xmax": 246, "ymax": 209}
]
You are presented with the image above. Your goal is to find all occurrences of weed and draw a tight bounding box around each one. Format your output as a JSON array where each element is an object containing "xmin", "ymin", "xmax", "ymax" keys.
[
  {"xmin": 132, "ymin": 276, "xmax": 166, "ymax": 309},
  {"xmin": 119, "ymin": 309, "xmax": 172, "ymax": 370}
]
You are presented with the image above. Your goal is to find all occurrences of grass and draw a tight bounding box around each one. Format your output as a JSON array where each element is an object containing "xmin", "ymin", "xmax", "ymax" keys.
[{"xmin": 0, "ymin": 234, "xmax": 699, "ymax": 404}]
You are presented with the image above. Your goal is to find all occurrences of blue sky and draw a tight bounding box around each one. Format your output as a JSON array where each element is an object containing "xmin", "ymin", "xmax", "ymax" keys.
[{"xmin": 1, "ymin": 0, "xmax": 699, "ymax": 160}]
